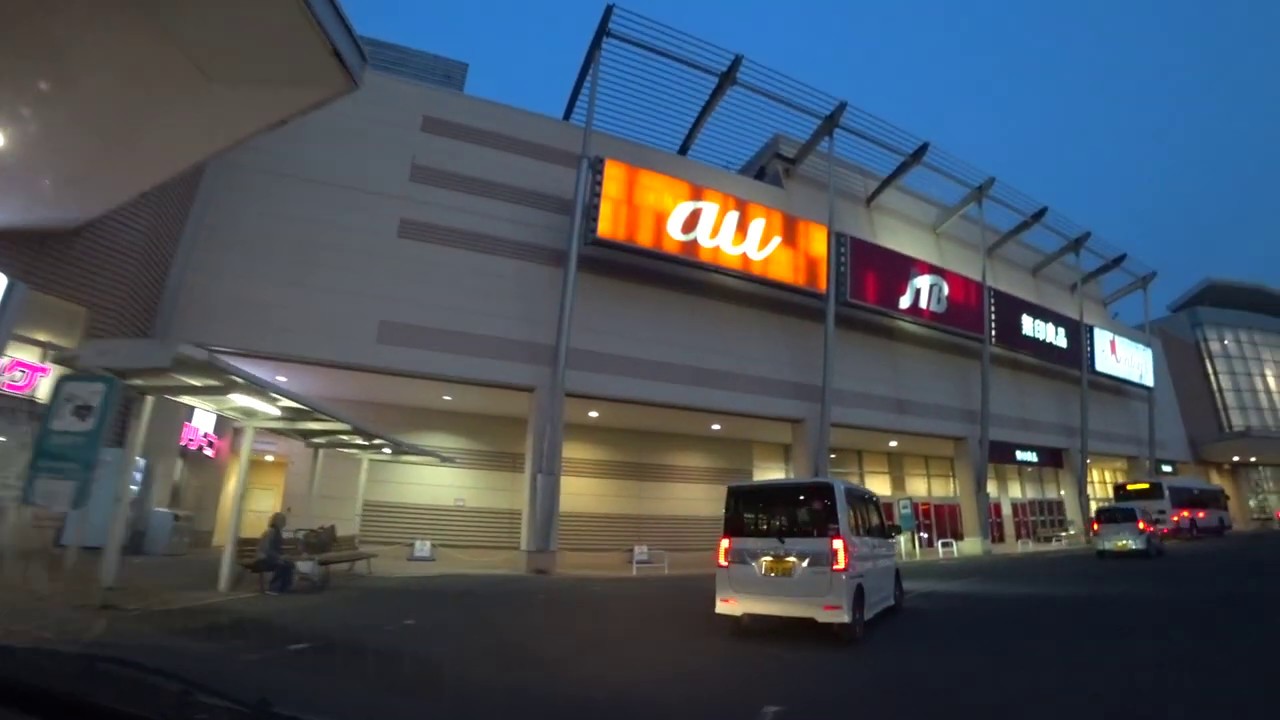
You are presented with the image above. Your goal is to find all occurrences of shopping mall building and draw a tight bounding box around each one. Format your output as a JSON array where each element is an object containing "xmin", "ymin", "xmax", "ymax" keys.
[
  {"xmin": 2, "ymin": 5, "xmax": 1203, "ymax": 576},
  {"xmin": 1153, "ymin": 279, "xmax": 1280, "ymax": 523}
]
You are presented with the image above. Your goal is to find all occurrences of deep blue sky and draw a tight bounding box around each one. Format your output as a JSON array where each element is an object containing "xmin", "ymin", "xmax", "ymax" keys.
[{"xmin": 344, "ymin": 0, "xmax": 1278, "ymax": 321}]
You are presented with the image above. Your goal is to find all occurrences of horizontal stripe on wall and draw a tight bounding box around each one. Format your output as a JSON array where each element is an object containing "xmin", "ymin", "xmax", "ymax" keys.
[
  {"xmin": 360, "ymin": 500, "xmax": 520, "ymax": 548},
  {"xmin": 377, "ymin": 319, "xmax": 1149, "ymax": 447},
  {"xmin": 397, "ymin": 218, "xmax": 563, "ymax": 267},
  {"xmin": 420, "ymin": 114, "xmax": 578, "ymax": 169},
  {"xmin": 561, "ymin": 457, "xmax": 749, "ymax": 485},
  {"xmin": 408, "ymin": 162, "xmax": 573, "ymax": 216},
  {"xmin": 419, "ymin": 445, "xmax": 524, "ymax": 473},
  {"xmin": 559, "ymin": 512, "xmax": 722, "ymax": 552}
]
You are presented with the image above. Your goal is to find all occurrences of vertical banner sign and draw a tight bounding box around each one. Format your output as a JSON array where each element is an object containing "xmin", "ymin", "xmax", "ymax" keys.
[{"xmin": 23, "ymin": 373, "xmax": 122, "ymax": 512}]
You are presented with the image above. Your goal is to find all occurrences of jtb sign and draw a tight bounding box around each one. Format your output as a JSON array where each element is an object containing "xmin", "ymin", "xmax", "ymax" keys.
[{"xmin": 845, "ymin": 238, "xmax": 985, "ymax": 336}]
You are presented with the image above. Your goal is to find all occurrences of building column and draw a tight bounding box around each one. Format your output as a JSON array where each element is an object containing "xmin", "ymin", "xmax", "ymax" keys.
[
  {"xmin": 789, "ymin": 416, "xmax": 822, "ymax": 478},
  {"xmin": 994, "ymin": 464, "xmax": 1016, "ymax": 544},
  {"xmin": 1064, "ymin": 449, "xmax": 1090, "ymax": 536},
  {"xmin": 521, "ymin": 389, "xmax": 559, "ymax": 573},
  {"xmin": 953, "ymin": 435, "xmax": 991, "ymax": 555},
  {"xmin": 351, "ymin": 455, "xmax": 370, "ymax": 533},
  {"xmin": 216, "ymin": 424, "xmax": 256, "ymax": 592},
  {"xmin": 99, "ymin": 394, "xmax": 156, "ymax": 592}
]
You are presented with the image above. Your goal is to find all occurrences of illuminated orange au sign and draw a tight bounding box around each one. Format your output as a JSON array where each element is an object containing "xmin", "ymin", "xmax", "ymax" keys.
[{"xmin": 593, "ymin": 158, "xmax": 829, "ymax": 293}]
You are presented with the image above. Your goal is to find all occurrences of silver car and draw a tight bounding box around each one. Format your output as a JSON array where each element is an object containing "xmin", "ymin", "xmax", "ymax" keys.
[{"xmin": 1093, "ymin": 505, "xmax": 1165, "ymax": 558}]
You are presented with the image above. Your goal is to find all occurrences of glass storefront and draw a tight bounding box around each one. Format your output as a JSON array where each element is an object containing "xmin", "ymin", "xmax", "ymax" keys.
[
  {"xmin": 830, "ymin": 450, "xmax": 962, "ymax": 547},
  {"xmin": 1087, "ymin": 458, "xmax": 1128, "ymax": 514},
  {"xmin": 1237, "ymin": 465, "xmax": 1280, "ymax": 520}
]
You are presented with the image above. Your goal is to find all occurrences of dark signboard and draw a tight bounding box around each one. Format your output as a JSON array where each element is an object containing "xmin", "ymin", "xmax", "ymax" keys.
[
  {"xmin": 989, "ymin": 440, "xmax": 1066, "ymax": 469},
  {"xmin": 845, "ymin": 237, "xmax": 985, "ymax": 336},
  {"xmin": 989, "ymin": 288, "xmax": 1084, "ymax": 370}
]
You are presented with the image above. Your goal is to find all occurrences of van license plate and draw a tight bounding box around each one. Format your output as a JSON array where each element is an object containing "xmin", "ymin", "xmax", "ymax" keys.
[{"xmin": 761, "ymin": 559, "xmax": 795, "ymax": 578}]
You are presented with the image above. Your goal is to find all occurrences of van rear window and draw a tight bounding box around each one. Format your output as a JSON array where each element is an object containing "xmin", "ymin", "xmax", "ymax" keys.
[
  {"xmin": 723, "ymin": 483, "xmax": 838, "ymax": 538},
  {"xmin": 1095, "ymin": 507, "xmax": 1138, "ymax": 524}
]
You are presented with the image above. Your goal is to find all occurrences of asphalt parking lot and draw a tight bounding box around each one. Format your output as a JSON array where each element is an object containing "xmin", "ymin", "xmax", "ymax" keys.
[{"xmin": 43, "ymin": 532, "xmax": 1280, "ymax": 720}]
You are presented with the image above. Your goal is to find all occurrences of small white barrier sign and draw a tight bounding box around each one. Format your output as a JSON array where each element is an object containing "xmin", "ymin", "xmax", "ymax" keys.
[{"xmin": 409, "ymin": 539, "xmax": 435, "ymax": 561}]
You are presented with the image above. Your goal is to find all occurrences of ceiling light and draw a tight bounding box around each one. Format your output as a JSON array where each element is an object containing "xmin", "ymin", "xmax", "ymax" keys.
[
  {"xmin": 441, "ymin": 395, "xmax": 453, "ymax": 401},
  {"xmin": 1249, "ymin": 457, "xmax": 1257, "ymax": 462},
  {"xmin": 263, "ymin": 454, "xmax": 275, "ymax": 462},
  {"xmin": 887, "ymin": 440, "xmax": 899, "ymax": 448},
  {"xmin": 829, "ymin": 453, "xmax": 836, "ymax": 458},
  {"xmin": 274, "ymin": 375, "xmax": 288, "ymax": 382},
  {"xmin": 0, "ymin": 131, "xmax": 6, "ymax": 149},
  {"xmin": 1232, "ymin": 455, "xmax": 1240, "ymax": 462},
  {"xmin": 587, "ymin": 410, "xmax": 599, "ymax": 418},
  {"xmin": 381, "ymin": 447, "xmax": 393, "ymax": 454},
  {"xmin": 227, "ymin": 393, "xmax": 282, "ymax": 416},
  {"xmin": 1223, "ymin": 340, "xmax": 1229, "ymax": 345},
  {"xmin": 0, "ymin": 436, "xmax": 7, "ymax": 442},
  {"xmin": 710, "ymin": 423, "xmax": 722, "ymax": 430}
]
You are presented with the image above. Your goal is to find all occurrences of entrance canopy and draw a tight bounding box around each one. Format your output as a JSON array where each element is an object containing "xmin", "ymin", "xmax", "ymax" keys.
[
  {"xmin": 55, "ymin": 340, "xmax": 450, "ymax": 462},
  {"xmin": 0, "ymin": 0, "xmax": 366, "ymax": 231}
]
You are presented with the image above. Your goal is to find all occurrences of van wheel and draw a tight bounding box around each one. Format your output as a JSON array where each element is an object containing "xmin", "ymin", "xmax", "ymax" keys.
[
  {"xmin": 1216, "ymin": 518, "xmax": 1227, "ymax": 536},
  {"xmin": 834, "ymin": 589, "xmax": 865, "ymax": 644},
  {"xmin": 1095, "ymin": 550, "xmax": 1106, "ymax": 559},
  {"xmin": 1188, "ymin": 520, "xmax": 1199, "ymax": 539},
  {"xmin": 727, "ymin": 615, "xmax": 749, "ymax": 636},
  {"xmin": 890, "ymin": 572, "xmax": 905, "ymax": 612}
]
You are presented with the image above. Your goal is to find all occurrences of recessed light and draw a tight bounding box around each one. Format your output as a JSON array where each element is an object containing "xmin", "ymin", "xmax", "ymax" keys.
[
  {"xmin": 1249, "ymin": 457, "xmax": 1257, "ymax": 462},
  {"xmin": 887, "ymin": 440, "xmax": 899, "ymax": 448},
  {"xmin": 274, "ymin": 375, "xmax": 288, "ymax": 382},
  {"xmin": 588, "ymin": 410, "xmax": 600, "ymax": 418},
  {"xmin": 381, "ymin": 447, "xmax": 393, "ymax": 454},
  {"xmin": 0, "ymin": 436, "xmax": 7, "ymax": 442},
  {"xmin": 710, "ymin": 423, "xmax": 722, "ymax": 430},
  {"xmin": 264, "ymin": 454, "xmax": 275, "ymax": 462},
  {"xmin": 1223, "ymin": 340, "xmax": 1229, "ymax": 345},
  {"xmin": 1232, "ymin": 455, "xmax": 1240, "ymax": 462},
  {"xmin": 829, "ymin": 453, "xmax": 836, "ymax": 458},
  {"xmin": 0, "ymin": 131, "xmax": 6, "ymax": 149},
  {"xmin": 441, "ymin": 395, "xmax": 453, "ymax": 401}
]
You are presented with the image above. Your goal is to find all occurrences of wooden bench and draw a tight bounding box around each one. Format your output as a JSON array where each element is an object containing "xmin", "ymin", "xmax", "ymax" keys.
[
  {"xmin": 235, "ymin": 536, "xmax": 301, "ymax": 592},
  {"xmin": 314, "ymin": 535, "xmax": 377, "ymax": 574}
]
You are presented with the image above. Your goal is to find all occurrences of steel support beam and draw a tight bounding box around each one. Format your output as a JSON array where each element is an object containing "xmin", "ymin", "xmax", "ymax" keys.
[
  {"xmin": 678, "ymin": 54, "xmax": 743, "ymax": 156},
  {"xmin": 1069, "ymin": 253, "xmax": 1128, "ymax": 293},
  {"xmin": 934, "ymin": 177, "xmax": 995, "ymax": 235},
  {"xmin": 561, "ymin": 3, "xmax": 615, "ymax": 121},
  {"xmin": 866, "ymin": 142, "xmax": 929, "ymax": 207},
  {"xmin": 1103, "ymin": 270, "xmax": 1157, "ymax": 306},
  {"xmin": 1031, "ymin": 231, "xmax": 1091, "ymax": 276},
  {"xmin": 986, "ymin": 206, "xmax": 1048, "ymax": 256},
  {"xmin": 791, "ymin": 101, "xmax": 847, "ymax": 170}
]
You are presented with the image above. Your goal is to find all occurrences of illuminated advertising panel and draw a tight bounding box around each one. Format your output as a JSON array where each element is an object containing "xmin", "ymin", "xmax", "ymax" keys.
[
  {"xmin": 844, "ymin": 237, "xmax": 985, "ymax": 336},
  {"xmin": 593, "ymin": 158, "xmax": 830, "ymax": 293},
  {"xmin": 1092, "ymin": 326, "xmax": 1155, "ymax": 388},
  {"xmin": 988, "ymin": 441, "xmax": 1065, "ymax": 468},
  {"xmin": 989, "ymin": 289, "xmax": 1083, "ymax": 369}
]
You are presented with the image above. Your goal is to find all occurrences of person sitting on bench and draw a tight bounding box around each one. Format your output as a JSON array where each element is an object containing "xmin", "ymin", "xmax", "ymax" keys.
[{"xmin": 257, "ymin": 512, "xmax": 295, "ymax": 594}]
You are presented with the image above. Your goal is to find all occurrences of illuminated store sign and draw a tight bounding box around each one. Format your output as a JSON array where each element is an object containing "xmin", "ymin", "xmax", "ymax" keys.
[
  {"xmin": 989, "ymin": 441, "xmax": 1065, "ymax": 468},
  {"xmin": 845, "ymin": 238, "xmax": 985, "ymax": 336},
  {"xmin": 593, "ymin": 158, "xmax": 829, "ymax": 292},
  {"xmin": 179, "ymin": 407, "xmax": 219, "ymax": 458},
  {"xmin": 1156, "ymin": 461, "xmax": 1177, "ymax": 476},
  {"xmin": 1092, "ymin": 327, "xmax": 1155, "ymax": 388},
  {"xmin": 0, "ymin": 356, "xmax": 53, "ymax": 398},
  {"xmin": 989, "ymin": 289, "xmax": 1083, "ymax": 370}
]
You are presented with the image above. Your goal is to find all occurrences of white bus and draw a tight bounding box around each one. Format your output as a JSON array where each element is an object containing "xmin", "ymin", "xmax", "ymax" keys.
[{"xmin": 1112, "ymin": 476, "xmax": 1231, "ymax": 537}]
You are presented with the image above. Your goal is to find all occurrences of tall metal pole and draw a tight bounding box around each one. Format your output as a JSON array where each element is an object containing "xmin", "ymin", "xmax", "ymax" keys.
[
  {"xmin": 1143, "ymin": 283, "xmax": 1156, "ymax": 476},
  {"xmin": 815, "ymin": 131, "xmax": 838, "ymax": 477},
  {"xmin": 1077, "ymin": 255, "xmax": 1091, "ymax": 522},
  {"xmin": 534, "ymin": 46, "xmax": 601, "ymax": 553},
  {"xmin": 976, "ymin": 196, "xmax": 992, "ymax": 541}
]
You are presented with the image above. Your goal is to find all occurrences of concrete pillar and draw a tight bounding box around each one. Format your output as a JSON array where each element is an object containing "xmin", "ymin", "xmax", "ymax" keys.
[
  {"xmin": 789, "ymin": 416, "xmax": 822, "ymax": 478},
  {"xmin": 352, "ymin": 456, "xmax": 370, "ymax": 533},
  {"xmin": 520, "ymin": 389, "xmax": 559, "ymax": 573},
  {"xmin": 1059, "ymin": 465, "xmax": 1085, "ymax": 534},
  {"xmin": 216, "ymin": 425, "xmax": 256, "ymax": 593},
  {"xmin": 1065, "ymin": 449, "xmax": 1090, "ymax": 535},
  {"xmin": 953, "ymin": 435, "xmax": 991, "ymax": 555},
  {"xmin": 100, "ymin": 394, "xmax": 156, "ymax": 591},
  {"xmin": 993, "ymin": 464, "xmax": 1016, "ymax": 544}
]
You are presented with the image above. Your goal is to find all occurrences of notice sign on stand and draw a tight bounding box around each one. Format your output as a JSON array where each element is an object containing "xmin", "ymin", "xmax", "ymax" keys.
[
  {"xmin": 409, "ymin": 539, "xmax": 436, "ymax": 562},
  {"xmin": 23, "ymin": 374, "xmax": 120, "ymax": 512}
]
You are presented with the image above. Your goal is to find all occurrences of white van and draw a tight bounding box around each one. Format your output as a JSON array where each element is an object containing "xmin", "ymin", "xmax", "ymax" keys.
[{"xmin": 714, "ymin": 478, "xmax": 903, "ymax": 642}]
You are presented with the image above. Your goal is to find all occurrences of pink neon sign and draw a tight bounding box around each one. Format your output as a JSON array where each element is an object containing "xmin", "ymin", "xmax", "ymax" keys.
[
  {"xmin": 0, "ymin": 356, "xmax": 53, "ymax": 397},
  {"xmin": 179, "ymin": 422, "xmax": 219, "ymax": 458}
]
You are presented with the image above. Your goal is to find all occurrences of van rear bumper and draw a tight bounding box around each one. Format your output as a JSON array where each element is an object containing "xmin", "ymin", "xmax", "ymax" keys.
[{"xmin": 715, "ymin": 591, "xmax": 849, "ymax": 624}]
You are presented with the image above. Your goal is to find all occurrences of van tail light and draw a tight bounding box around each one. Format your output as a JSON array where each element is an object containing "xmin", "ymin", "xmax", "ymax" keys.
[
  {"xmin": 1091, "ymin": 520, "xmax": 1099, "ymax": 533},
  {"xmin": 1180, "ymin": 510, "xmax": 1191, "ymax": 518},
  {"xmin": 830, "ymin": 536, "xmax": 849, "ymax": 572},
  {"xmin": 1137, "ymin": 519, "xmax": 1147, "ymax": 532},
  {"xmin": 1196, "ymin": 511, "xmax": 1206, "ymax": 519},
  {"xmin": 716, "ymin": 537, "xmax": 731, "ymax": 568}
]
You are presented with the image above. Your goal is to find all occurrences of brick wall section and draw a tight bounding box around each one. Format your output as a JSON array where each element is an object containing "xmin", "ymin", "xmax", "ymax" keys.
[{"xmin": 0, "ymin": 166, "xmax": 205, "ymax": 339}]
